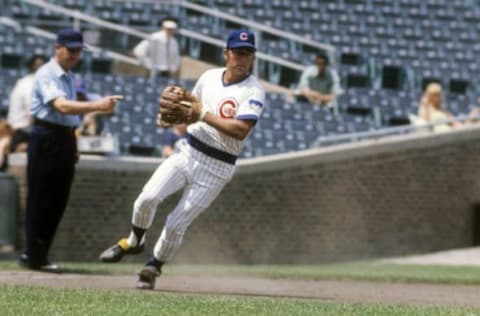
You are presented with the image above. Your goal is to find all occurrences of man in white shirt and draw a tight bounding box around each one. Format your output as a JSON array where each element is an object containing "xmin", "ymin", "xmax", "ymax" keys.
[
  {"xmin": 294, "ymin": 51, "xmax": 342, "ymax": 106},
  {"xmin": 133, "ymin": 19, "xmax": 181, "ymax": 78},
  {"xmin": 8, "ymin": 55, "xmax": 47, "ymax": 152}
]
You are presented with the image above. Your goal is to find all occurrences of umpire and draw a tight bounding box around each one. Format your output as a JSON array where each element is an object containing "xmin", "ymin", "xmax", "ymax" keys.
[{"xmin": 19, "ymin": 29, "xmax": 123, "ymax": 272}]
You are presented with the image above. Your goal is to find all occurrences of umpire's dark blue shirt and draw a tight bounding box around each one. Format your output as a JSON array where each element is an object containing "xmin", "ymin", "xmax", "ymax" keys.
[{"xmin": 31, "ymin": 58, "xmax": 81, "ymax": 127}]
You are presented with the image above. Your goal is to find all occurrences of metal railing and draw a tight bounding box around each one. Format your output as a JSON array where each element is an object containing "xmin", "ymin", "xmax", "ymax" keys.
[
  {"xmin": 0, "ymin": 15, "xmax": 141, "ymax": 67},
  {"xmin": 21, "ymin": 0, "xmax": 310, "ymax": 75},
  {"xmin": 312, "ymin": 114, "xmax": 479, "ymax": 148},
  {"xmin": 22, "ymin": 0, "xmax": 152, "ymax": 38},
  {"xmin": 107, "ymin": 0, "xmax": 336, "ymax": 60},
  {"xmin": 177, "ymin": 1, "xmax": 335, "ymax": 55}
]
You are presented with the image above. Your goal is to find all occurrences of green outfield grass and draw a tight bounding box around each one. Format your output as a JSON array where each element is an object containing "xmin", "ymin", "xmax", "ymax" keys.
[
  {"xmin": 1, "ymin": 260, "xmax": 480, "ymax": 285},
  {"xmin": 1, "ymin": 261, "xmax": 480, "ymax": 315},
  {"xmin": 0, "ymin": 284, "xmax": 478, "ymax": 316}
]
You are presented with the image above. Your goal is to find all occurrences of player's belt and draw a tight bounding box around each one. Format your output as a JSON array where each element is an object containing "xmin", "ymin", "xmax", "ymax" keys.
[{"xmin": 186, "ymin": 133, "xmax": 237, "ymax": 165}]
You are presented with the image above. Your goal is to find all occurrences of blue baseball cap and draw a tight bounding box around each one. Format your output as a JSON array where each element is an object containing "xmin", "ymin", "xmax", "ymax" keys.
[
  {"xmin": 226, "ymin": 30, "xmax": 256, "ymax": 50},
  {"xmin": 56, "ymin": 29, "xmax": 85, "ymax": 49}
]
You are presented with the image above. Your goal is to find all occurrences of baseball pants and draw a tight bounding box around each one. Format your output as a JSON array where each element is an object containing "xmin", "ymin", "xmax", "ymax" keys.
[{"xmin": 131, "ymin": 145, "xmax": 234, "ymax": 262}]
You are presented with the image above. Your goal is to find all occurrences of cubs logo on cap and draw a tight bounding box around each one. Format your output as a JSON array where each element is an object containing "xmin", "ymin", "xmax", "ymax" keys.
[
  {"xmin": 239, "ymin": 32, "xmax": 249, "ymax": 40},
  {"xmin": 226, "ymin": 29, "xmax": 256, "ymax": 50}
]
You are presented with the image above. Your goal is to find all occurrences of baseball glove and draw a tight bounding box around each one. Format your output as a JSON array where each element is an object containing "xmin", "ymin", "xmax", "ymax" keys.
[{"xmin": 157, "ymin": 85, "xmax": 205, "ymax": 127}]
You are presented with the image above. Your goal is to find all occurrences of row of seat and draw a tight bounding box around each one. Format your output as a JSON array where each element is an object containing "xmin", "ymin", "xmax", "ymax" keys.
[
  {"xmin": 4, "ymin": 0, "xmax": 480, "ymax": 93},
  {"xmin": 4, "ymin": 1, "xmax": 479, "ymax": 65},
  {"xmin": 2, "ymin": 0, "xmax": 480, "ymax": 157},
  {"xmin": 180, "ymin": 0, "xmax": 480, "ymax": 92},
  {"xmin": 1, "ymin": 65, "xmax": 477, "ymax": 157},
  {"xmin": 0, "ymin": 69, "xmax": 371, "ymax": 156}
]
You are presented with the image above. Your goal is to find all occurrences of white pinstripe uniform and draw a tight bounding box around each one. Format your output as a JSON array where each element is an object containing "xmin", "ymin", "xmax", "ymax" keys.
[{"xmin": 131, "ymin": 68, "xmax": 265, "ymax": 262}]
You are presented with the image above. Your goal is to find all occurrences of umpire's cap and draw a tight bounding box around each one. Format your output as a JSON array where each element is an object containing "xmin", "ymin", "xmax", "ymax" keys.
[
  {"xmin": 226, "ymin": 30, "xmax": 256, "ymax": 50},
  {"xmin": 56, "ymin": 29, "xmax": 86, "ymax": 49}
]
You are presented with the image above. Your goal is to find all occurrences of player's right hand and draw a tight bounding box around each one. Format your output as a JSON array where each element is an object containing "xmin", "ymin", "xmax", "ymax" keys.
[{"xmin": 95, "ymin": 95, "xmax": 123, "ymax": 112}]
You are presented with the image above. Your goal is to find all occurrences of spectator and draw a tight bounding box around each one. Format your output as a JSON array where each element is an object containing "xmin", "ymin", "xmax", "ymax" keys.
[
  {"xmin": 133, "ymin": 18, "xmax": 181, "ymax": 78},
  {"xmin": 416, "ymin": 83, "xmax": 458, "ymax": 132},
  {"xmin": 294, "ymin": 51, "xmax": 342, "ymax": 106},
  {"xmin": 7, "ymin": 55, "xmax": 47, "ymax": 153},
  {"xmin": 0, "ymin": 121, "xmax": 12, "ymax": 172},
  {"xmin": 162, "ymin": 123, "xmax": 187, "ymax": 157}
]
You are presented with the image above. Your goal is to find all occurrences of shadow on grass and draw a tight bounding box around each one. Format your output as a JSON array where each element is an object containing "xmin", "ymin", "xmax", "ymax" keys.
[
  {"xmin": 59, "ymin": 267, "xmax": 113, "ymax": 275},
  {"xmin": 0, "ymin": 259, "xmax": 138, "ymax": 276}
]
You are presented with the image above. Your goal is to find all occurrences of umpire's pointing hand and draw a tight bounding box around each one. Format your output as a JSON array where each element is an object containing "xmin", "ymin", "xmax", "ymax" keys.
[{"xmin": 95, "ymin": 95, "xmax": 124, "ymax": 112}]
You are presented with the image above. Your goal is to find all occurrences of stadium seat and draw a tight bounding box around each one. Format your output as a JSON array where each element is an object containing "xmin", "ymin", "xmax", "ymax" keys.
[
  {"xmin": 1, "ymin": 53, "xmax": 22, "ymax": 69},
  {"xmin": 90, "ymin": 58, "xmax": 112, "ymax": 74},
  {"xmin": 5, "ymin": 0, "xmax": 480, "ymax": 157},
  {"xmin": 381, "ymin": 60, "xmax": 405, "ymax": 90}
]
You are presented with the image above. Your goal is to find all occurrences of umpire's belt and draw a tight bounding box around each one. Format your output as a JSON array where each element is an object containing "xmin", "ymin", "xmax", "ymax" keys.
[
  {"xmin": 186, "ymin": 133, "xmax": 237, "ymax": 165},
  {"xmin": 34, "ymin": 118, "xmax": 76, "ymax": 133}
]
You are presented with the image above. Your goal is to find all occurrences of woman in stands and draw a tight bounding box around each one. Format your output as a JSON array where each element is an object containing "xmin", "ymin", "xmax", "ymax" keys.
[{"xmin": 417, "ymin": 83, "xmax": 459, "ymax": 132}]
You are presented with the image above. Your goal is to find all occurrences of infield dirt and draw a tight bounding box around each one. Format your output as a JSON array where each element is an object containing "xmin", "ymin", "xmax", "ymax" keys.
[{"xmin": 0, "ymin": 271, "xmax": 479, "ymax": 308}]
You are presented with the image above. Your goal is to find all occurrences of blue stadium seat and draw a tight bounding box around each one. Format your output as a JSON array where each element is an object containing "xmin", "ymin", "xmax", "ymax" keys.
[
  {"xmin": 6, "ymin": 0, "xmax": 480, "ymax": 156},
  {"xmin": 435, "ymin": 7, "xmax": 456, "ymax": 21}
]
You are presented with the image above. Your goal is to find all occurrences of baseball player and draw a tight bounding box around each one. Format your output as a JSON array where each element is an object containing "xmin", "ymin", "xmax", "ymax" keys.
[{"xmin": 99, "ymin": 29, "xmax": 265, "ymax": 290}]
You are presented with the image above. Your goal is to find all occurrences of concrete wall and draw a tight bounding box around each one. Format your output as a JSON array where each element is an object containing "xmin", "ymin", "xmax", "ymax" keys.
[
  {"xmin": 0, "ymin": 174, "xmax": 17, "ymax": 249},
  {"xmin": 8, "ymin": 126, "xmax": 480, "ymax": 264}
]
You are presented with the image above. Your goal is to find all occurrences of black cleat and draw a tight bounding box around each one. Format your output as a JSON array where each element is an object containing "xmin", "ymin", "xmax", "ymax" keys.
[
  {"xmin": 136, "ymin": 265, "xmax": 161, "ymax": 290},
  {"xmin": 98, "ymin": 238, "xmax": 144, "ymax": 263},
  {"xmin": 18, "ymin": 253, "xmax": 63, "ymax": 273}
]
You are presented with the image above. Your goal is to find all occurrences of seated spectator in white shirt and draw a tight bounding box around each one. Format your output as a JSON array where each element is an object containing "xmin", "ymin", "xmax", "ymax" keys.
[
  {"xmin": 133, "ymin": 18, "xmax": 181, "ymax": 78},
  {"xmin": 415, "ymin": 82, "xmax": 459, "ymax": 132},
  {"xmin": 7, "ymin": 55, "xmax": 47, "ymax": 152},
  {"xmin": 294, "ymin": 51, "xmax": 342, "ymax": 106}
]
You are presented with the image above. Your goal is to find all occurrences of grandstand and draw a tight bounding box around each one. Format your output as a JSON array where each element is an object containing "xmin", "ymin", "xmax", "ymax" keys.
[{"xmin": 0, "ymin": 0, "xmax": 478, "ymax": 157}]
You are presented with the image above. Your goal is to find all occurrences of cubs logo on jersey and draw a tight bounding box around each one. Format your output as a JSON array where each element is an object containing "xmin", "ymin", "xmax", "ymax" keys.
[
  {"xmin": 218, "ymin": 98, "xmax": 239, "ymax": 119},
  {"xmin": 189, "ymin": 68, "xmax": 265, "ymax": 156}
]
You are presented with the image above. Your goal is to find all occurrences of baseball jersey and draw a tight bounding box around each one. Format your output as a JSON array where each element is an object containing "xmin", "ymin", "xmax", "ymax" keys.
[{"xmin": 188, "ymin": 68, "xmax": 265, "ymax": 156}]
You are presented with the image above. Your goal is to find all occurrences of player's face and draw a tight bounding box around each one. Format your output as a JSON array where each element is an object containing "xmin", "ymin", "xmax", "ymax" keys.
[
  {"xmin": 55, "ymin": 45, "xmax": 82, "ymax": 71},
  {"xmin": 224, "ymin": 48, "xmax": 255, "ymax": 78}
]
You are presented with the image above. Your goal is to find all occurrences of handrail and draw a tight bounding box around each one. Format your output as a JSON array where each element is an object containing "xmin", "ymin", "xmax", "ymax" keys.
[
  {"xmin": 312, "ymin": 114, "xmax": 478, "ymax": 147},
  {"xmin": 178, "ymin": 0, "xmax": 335, "ymax": 53},
  {"xmin": 26, "ymin": 25, "xmax": 141, "ymax": 65},
  {"xmin": 21, "ymin": 0, "xmax": 307, "ymax": 73},
  {"xmin": 180, "ymin": 28, "xmax": 305, "ymax": 71},
  {"xmin": 0, "ymin": 16, "xmax": 22, "ymax": 30},
  {"xmin": 0, "ymin": 16, "xmax": 141, "ymax": 66},
  {"xmin": 22, "ymin": 0, "xmax": 148, "ymax": 38},
  {"xmin": 100, "ymin": 0, "xmax": 335, "ymax": 54}
]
